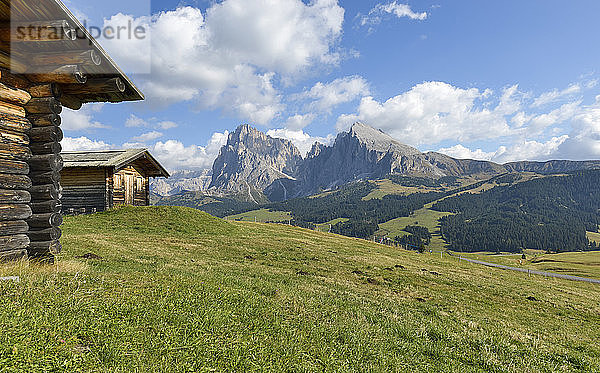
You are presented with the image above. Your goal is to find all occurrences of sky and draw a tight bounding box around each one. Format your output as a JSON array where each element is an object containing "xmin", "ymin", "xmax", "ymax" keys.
[{"xmin": 61, "ymin": 0, "xmax": 600, "ymax": 171}]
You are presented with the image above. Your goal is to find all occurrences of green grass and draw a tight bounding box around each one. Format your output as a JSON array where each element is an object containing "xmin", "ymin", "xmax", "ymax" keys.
[
  {"xmin": 362, "ymin": 180, "xmax": 443, "ymax": 200},
  {"xmin": 0, "ymin": 206, "xmax": 599, "ymax": 371},
  {"xmin": 377, "ymin": 207, "xmax": 452, "ymax": 250},
  {"xmin": 315, "ymin": 218, "xmax": 349, "ymax": 232},
  {"xmin": 587, "ymin": 231, "xmax": 600, "ymax": 244},
  {"xmin": 226, "ymin": 208, "xmax": 292, "ymax": 222},
  {"xmin": 455, "ymin": 251, "xmax": 600, "ymax": 280}
]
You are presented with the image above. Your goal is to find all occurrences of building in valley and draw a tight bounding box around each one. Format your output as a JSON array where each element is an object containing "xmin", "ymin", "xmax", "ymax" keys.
[
  {"xmin": 0, "ymin": 0, "xmax": 143, "ymax": 261},
  {"xmin": 61, "ymin": 149, "xmax": 169, "ymax": 214}
]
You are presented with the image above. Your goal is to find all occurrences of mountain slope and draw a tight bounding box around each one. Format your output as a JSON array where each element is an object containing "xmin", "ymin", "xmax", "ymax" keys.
[
  {"xmin": 210, "ymin": 124, "xmax": 303, "ymax": 201},
  {"xmin": 195, "ymin": 122, "xmax": 600, "ymax": 201}
]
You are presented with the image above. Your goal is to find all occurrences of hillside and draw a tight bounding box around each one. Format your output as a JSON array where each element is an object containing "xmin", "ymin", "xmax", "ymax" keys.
[
  {"xmin": 1, "ymin": 206, "xmax": 599, "ymax": 371},
  {"xmin": 223, "ymin": 171, "xmax": 600, "ymax": 253}
]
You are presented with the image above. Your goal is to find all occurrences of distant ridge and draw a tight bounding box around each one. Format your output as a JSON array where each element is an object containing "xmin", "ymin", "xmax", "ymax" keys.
[{"xmin": 186, "ymin": 122, "xmax": 600, "ymax": 201}]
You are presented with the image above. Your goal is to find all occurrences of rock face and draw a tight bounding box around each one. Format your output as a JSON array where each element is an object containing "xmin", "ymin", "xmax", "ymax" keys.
[
  {"xmin": 205, "ymin": 122, "xmax": 600, "ymax": 200},
  {"xmin": 151, "ymin": 169, "xmax": 212, "ymax": 196},
  {"xmin": 209, "ymin": 124, "xmax": 303, "ymax": 200}
]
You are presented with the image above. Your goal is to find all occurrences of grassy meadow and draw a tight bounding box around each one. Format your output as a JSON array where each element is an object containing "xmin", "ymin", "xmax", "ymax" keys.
[
  {"xmin": 456, "ymin": 250, "xmax": 600, "ymax": 280},
  {"xmin": 226, "ymin": 208, "xmax": 292, "ymax": 223},
  {"xmin": 0, "ymin": 206, "xmax": 599, "ymax": 371}
]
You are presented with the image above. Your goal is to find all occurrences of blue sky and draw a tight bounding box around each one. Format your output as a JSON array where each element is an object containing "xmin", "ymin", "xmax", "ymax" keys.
[{"xmin": 62, "ymin": 0, "xmax": 600, "ymax": 170}]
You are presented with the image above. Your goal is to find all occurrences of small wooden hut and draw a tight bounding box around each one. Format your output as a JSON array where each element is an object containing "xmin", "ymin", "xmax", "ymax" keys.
[
  {"xmin": 0, "ymin": 0, "xmax": 144, "ymax": 261},
  {"xmin": 61, "ymin": 149, "xmax": 169, "ymax": 213}
]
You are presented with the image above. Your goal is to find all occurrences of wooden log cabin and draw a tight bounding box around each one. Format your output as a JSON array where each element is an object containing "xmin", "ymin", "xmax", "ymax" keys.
[
  {"xmin": 0, "ymin": 0, "xmax": 144, "ymax": 262},
  {"xmin": 61, "ymin": 149, "xmax": 169, "ymax": 214}
]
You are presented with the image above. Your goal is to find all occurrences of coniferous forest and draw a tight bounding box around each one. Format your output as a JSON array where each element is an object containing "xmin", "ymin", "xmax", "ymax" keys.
[{"xmin": 432, "ymin": 171, "xmax": 600, "ymax": 252}]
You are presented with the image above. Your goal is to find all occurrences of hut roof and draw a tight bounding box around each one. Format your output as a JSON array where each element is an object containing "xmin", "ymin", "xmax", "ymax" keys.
[
  {"xmin": 62, "ymin": 149, "xmax": 169, "ymax": 178},
  {"xmin": 0, "ymin": 0, "xmax": 143, "ymax": 103}
]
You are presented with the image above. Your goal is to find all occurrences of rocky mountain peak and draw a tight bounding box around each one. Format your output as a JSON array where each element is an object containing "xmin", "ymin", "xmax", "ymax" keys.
[
  {"xmin": 209, "ymin": 124, "xmax": 303, "ymax": 198},
  {"xmin": 306, "ymin": 141, "xmax": 326, "ymax": 159},
  {"xmin": 346, "ymin": 122, "xmax": 420, "ymax": 155}
]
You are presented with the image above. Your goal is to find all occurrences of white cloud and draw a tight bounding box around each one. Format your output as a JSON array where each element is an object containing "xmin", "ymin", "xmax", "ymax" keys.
[
  {"xmin": 284, "ymin": 114, "xmax": 316, "ymax": 131},
  {"xmin": 131, "ymin": 131, "xmax": 163, "ymax": 143},
  {"xmin": 206, "ymin": 0, "xmax": 344, "ymax": 74},
  {"xmin": 125, "ymin": 114, "xmax": 179, "ymax": 130},
  {"xmin": 532, "ymin": 84, "xmax": 581, "ymax": 108},
  {"xmin": 61, "ymin": 105, "xmax": 108, "ymax": 131},
  {"xmin": 157, "ymin": 121, "xmax": 178, "ymax": 129},
  {"xmin": 555, "ymin": 96, "xmax": 600, "ymax": 159},
  {"xmin": 125, "ymin": 114, "xmax": 148, "ymax": 127},
  {"xmin": 437, "ymin": 136, "xmax": 569, "ymax": 163},
  {"xmin": 361, "ymin": 1, "xmax": 428, "ymax": 27},
  {"xmin": 492, "ymin": 136, "xmax": 569, "ymax": 163},
  {"xmin": 267, "ymin": 128, "xmax": 334, "ymax": 156},
  {"xmin": 61, "ymin": 136, "xmax": 113, "ymax": 151},
  {"xmin": 150, "ymin": 131, "xmax": 229, "ymax": 171},
  {"xmin": 337, "ymin": 81, "xmax": 516, "ymax": 145},
  {"xmin": 528, "ymin": 101, "xmax": 580, "ymax": 134},
  {"xmin": 301, "ymin": 76, "xmax": 370, "ymax": 112},
  {"xmin": 436, "ymin": 144, "xmax": 496, "ymax": 161},
  {"xmin": 105, "ymin": 1, "xmax": 345, "ymax": 124}
]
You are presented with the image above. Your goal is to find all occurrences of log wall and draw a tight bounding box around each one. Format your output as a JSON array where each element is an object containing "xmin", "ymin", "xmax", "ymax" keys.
[
  {"xmin": 0, "ymin": 75, "xmax": 32, "ymax": 261},
  {"xmin": 112, "ymin": 165, "xmax": 149, "ymax": 207},
  {"xmin": 61, "ymin": 167, "xmax": 106, "ymax": 214},
  {"xmin": 24, "ymin": 82, "xmax": 63, "ymax": 261}
]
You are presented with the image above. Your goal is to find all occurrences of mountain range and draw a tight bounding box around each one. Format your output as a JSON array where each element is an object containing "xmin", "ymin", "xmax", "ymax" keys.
[{"xmin": 153, "ymin": 122, "xmax": 600, "ymax": 200}]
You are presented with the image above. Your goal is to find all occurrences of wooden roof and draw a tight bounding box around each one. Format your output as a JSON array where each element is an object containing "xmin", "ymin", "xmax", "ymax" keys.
[
  {"xmin": 62, "ymin": 149, "xmax": 169, "ymax": 178},
  {"xmin": 0, "ymin": 0, "xmax": 144, "ymax": 103}
]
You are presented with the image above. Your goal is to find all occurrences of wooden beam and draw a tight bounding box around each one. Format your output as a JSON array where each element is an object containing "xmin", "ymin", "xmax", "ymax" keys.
[
  {"xmin": 29, "ymin": 184, "xmax": 61, "ymax": 200},
  {"xmin": 27, "ymin": 65, "xmax": 87, "ymax": 85},
  {"xmin": 31, "ymin": 50, "xmax": 101, "ymax": 67},
  {"xmin": 0, "ymin": 174, "xmax": 31, "ymax": 190},
  {"xmin": 0, "ymin": 249, "xmax": 27, "ymax": 262},
  {"xmin": 28, "ymin": 227, "xmax": 61, "ymax": 241},
  {"xmin": 28, "ymin": 84, "xmax": 61, "ymax": 99},
  {"xmin": 62, "ymin": 77, "xmax": 125, "ymax": 95},
  {"xmin": 0, "ymin": 113, "xmax": 31, "ymax": 132},
  {"xmin": 29, "ymin": 240, "xmax": 62, "ymax": 256},
  {"xmin": 27, "ymin": 213, "xmax": 62, "ymax": 229},
  {"xmin": 0, "ymin": 83, "xmax": 31, "ymax": 105},
  {"xmin": 0, "ymin": 143, "xmax": 32, "ymax": 161},
  {"xmin": 0, "ymin": 158, "xmax": 28, "ymax": 175},
  {"xmin": 0, "ymin": 189, "xmax": 30, "ymax": 204},
  {"xmin": 0, "ymin": 128, "xmax": 28, "ymax": 145},
  {"xmin": 59, "ymin": 94, "xmax": 82, "ymax": 110},
  {"xmin": 0, "ymin": 220, "xmax": 28, "ymax": 236},
  {"xmin": 0, "ymin": 234, "xmax": 29, "ymax": 250},
  {"xmin": 27, "ymin": 114, "xmax": 60, "ymax": 127},
  {"xmin": 28, "ymin": 154, "xmax": 62, "ymax": 173},
  {"xmin": 0, "ymin": 100, "xmax": 25, "ymax": 117},
  {"xmin": 30, "ymin": 141, "xmax": 62, "ymax": 155},
  {"xmin": 0, "ymin": 21, "xmax": 77, "ymax": 43},
  {"xmin": 30, "ymin": 171, "xmax": 60, "ymax": 187},
  {"xmin": 25, "ymin": 97, "xmax": 62, "ymax": 115},
  {"xmin": 28, "ymin": 126, "xmax": 63, "ymax": 143},
  {"xmin": 30, "ymin": 200, "xmax": 61, "ymax": 214},
  {"xmin": 0, "ymin": 203, "xmax": 32, "ymax": 220},
  {"xmin": 0, "ymin": 69, "xmax": 30, "ymax": 90},
  {"xmin": 0, "ymin": 50, "xmax": 28, "ymax": 74}
]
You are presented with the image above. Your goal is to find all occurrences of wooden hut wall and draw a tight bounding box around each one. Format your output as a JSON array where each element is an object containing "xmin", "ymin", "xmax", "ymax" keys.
[
  {"xmin": 61, "ymin": 167, "xmax": 107, "ymax": 214},
  {"xmin": 0, "ymin": 74, "xmax": 33, "ymax": 262},
  {"xmin": 24, "ymin": 81, "xmax": 63, "ymax": 260},
  {"xmin": 113, "ymin": 165, "xmax": 149, "ymax": 206}
]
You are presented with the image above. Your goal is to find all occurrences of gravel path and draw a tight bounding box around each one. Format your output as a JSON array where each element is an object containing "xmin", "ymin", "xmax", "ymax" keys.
[{"xmin": 449, "ymin": 253, "xmax": 600, "ymax": 285}]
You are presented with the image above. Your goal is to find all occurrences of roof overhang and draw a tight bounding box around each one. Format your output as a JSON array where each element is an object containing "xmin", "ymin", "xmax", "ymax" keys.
[
  {"xmin": 62, "ymin": 149, "xmax": 169, "ymax": 178},
  {"xmin": 0, "ymin": 0, "xmax": 144, "ymax": 104}
]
